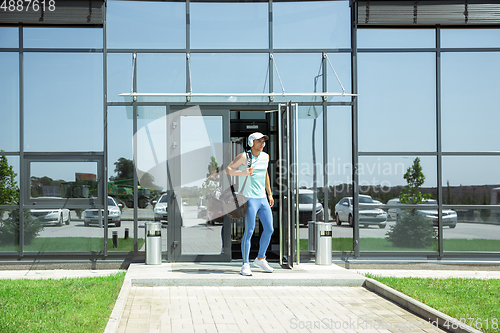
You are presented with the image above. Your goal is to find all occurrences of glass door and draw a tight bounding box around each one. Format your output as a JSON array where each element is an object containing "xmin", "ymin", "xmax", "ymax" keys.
[
  {"xmin": 167, "ymin": 106, "xmax": 231, "ymax": 262},
  {"xmin": 278, "ymin": 102, "xmax": 298, "ymax": 268}
]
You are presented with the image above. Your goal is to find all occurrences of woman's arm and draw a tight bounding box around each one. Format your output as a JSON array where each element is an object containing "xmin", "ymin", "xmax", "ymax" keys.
[
  {"xmin": 265, "ymin": 170, "xmax": 274, "ymax": 207},
  {"xmin": 225, "ymin": 153, "xmax": 253, "ymax": 176}
]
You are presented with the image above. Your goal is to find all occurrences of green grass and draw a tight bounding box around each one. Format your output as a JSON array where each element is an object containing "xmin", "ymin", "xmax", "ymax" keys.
[
  {"xmin": 0, "ymin": 237, "xmax": 145, "ymax": 252},
  {"xmin": 366, "ymin": 275, "xmax": 500, "ymax": 333},
  {"xmin": 300, "ymin": 238, "xmax": 500, "ymax": 252},
  {"xmin": 0, "ymin": 272, "xmax": 126, "ymax": 333}
]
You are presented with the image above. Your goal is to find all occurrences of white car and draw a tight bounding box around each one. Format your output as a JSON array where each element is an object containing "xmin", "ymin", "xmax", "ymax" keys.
[
  {"xmin": 153, "ymin": 193, "xmax": 184, "ymax": 224},
  {"xmin": 387, "ymin": 198, "xmax": 457, "ymax": 228},
  {"xmin": 84, "ymin": 196, "xmax": 122, "ymax": 227},
  {"xmin": 30, "ymin": 197, "xmax": 71, "ymax": 227},
  {"xmin": 298, "ymin": 189, "xmax": 324, "ymax": 225},
  {"xmin": 334, "ymin": 195, "xmax": 387, "ymax": 228}
]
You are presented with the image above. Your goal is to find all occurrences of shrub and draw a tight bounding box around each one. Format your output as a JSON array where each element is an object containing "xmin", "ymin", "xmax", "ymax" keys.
[
  {"xmin": 385, "ymin": 210, "xmax": 436, "ymax": 248},
  {"xmin": 0, "ymin": 210, "xmax": 44, "ymax": 246}
]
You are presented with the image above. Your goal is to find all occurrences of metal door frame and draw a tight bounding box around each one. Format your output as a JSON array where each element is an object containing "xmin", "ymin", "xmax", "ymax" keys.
[{"xmin": 166, "ymin": 105, "xmax": 231, "ymax": 262}]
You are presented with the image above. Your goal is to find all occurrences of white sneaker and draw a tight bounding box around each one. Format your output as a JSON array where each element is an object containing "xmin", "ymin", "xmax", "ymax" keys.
[
  {"xmin": 253, "ymin": 257, "xmax": 274, "ymax": 273},
  {"xmin": 240, "ymin": 263, "xmax": 252, "ymax": 276}
]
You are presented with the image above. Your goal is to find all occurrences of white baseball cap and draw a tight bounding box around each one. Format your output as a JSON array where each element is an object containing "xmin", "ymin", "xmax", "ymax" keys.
[{"xmin": 248, "ymin": 132, "xmax": 269, "ymax": 147}]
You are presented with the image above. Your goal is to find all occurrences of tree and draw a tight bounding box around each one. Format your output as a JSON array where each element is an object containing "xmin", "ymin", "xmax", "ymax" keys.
[
  {"xmin": 110, "ymin": 157, "xmax": 134, "ymax": 181},
  {"xmin": 386, "ymin": 157, "xmax": 436, "ymax": 248},
  {"xmin": 200, "ymin": 156, "xmax": 219, "ymax": 198},
  {"xmin": 0, "ymin": 153, "xmax": 43, "ymax": 246}
]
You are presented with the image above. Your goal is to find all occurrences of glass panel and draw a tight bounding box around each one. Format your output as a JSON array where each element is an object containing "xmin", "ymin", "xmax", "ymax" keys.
[
  {"xmin": 135, "ymin": 107, "xmax": 169, "ymax": 253},
  {"xmin": 180, "ymin": 115, "xmax": 224, "ymax": 255},
  {"xmin": 191, "ymin": 2, "xmax": 267, "ymax": 49},
  {"xmin": 272, "ymin": 53, "xmax": 323, "ymax": 95},
  {"xmin": 28, "ymin": 205, "xmax": 106, "ymax": 252},
  {"xmin": 0, "ymin": 27, "xmax": 18, "ymax": 48},
  {"xmin": 30, "ymin": 162, "xmax": 99, "ymax": 199},
  {"xmin": 358, "ymin": 29, "xmax": 435, "ymax": 49},
  {"xmin": 0, "ymin": 209, "xmax": 20, "ymax": 252},
  {"xmin": 274, "ymin": 1, "xmax": 350, "ymax": 49},
  {"xmin": 326, "ymin": 53, "xmax": 352, "ymax": 103},
  {"xmin": 107, "ymin": 1, "xmax": 185, "ymax": 49},
  {"xmin": 442, "ymin": 52, "xmax": 500, "ymax": 152},
  {"xmin": 23, "ymin": 27, "xmax": 103, "ymax": 49},
  {"xmin": 107, "ymin": 53, "xmax": 133, "ymax": 103},
  {"xmin": 444, "ymin": 209, "xmax": 500, "ymax": 252},
  {"xmin": 442, "ymin": 156, "xmax": 500, "ymax": 205},
  {"xmin": 441, "ymin": 29, "xmax": 500, "ymax": 48},
  {"xmin": 357, "ymin": 156, "xmax": 438, "ymax": 252},
  {"xmin": 137, "ymin": 54, "xmax": 185, "ymax": 93},
  {"xmin": 190, "ymin": 53, "xmax": 268, "ymax": 94},
  {"xmin": 24, "ymin": 53, "xmax": 103, "ymax": 152},
  {"xmin": 327, "ymin": 107, "xmax": 353, "ymax": 251},
  {"xmin": 0, "ymin": 52, "xmax": 19, "ymax": 151},
  {"xmin": 0, "ymin": 155, "xmax": 20, "ymax": 200},
  {"xmin": 358, "ymin": 53, "xmax": 436, "ymax": 152}
]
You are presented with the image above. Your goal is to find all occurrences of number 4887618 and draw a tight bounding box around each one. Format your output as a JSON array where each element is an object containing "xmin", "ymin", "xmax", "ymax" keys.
[{"xmin": 1, "ymin": 0, "xmax": 56, "ymax": 12}]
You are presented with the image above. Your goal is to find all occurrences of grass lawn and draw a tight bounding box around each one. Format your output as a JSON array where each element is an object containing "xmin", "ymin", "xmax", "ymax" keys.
[
  {"xmin": 366, "ymin": 275, "xmax": 500, "ymax": 333},
  {"xmin": 300, "ymin": 238, "xmax": 500, "ymax": 252},
  {"xmin": 0, "ymin": 272, "xmax": 126, "ymax": 333},
  {"xmin": 0, "ymin": 237, "xmax": 145, "ymax": 252}
]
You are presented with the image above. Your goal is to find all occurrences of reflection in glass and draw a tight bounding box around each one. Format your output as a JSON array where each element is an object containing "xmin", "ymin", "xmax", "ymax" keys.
[
  {"xmin": 443, "ymin": 209, "xmax": 500, "ymax": 252},
  {"xmin": 30, "ymin": 162, "xmax": 99, "ymax": 199},
  {"xmin": 191, "ymin": 2, "xmax": 267, "ymax": 49},
  {"xmin": 358, "ymin": 29, "xmax": 435, "ymax": 49},
  {"xmin": 107, "ymin": 54, "xmax": 133, "ymax": 102},
  {"xmin": 0, "ymin": 27, "xmax": 18, "ymax": 48},
  {"xmin": 107, "ymin": 1, "xmax": 185, "ymax": 49},
  {"xmin": 137, "ymin": 54, "xmax": 185, "ymax": 93},
  {"xmin": 441, "ymin": 29, "xmax": 500, "ymax": 48},
  {"xmin": 180, "ymin": 115, "xmax": 224, "ymax": 255},
  {"xmin": 24, "ymin": 53, "xmax": 103, "ymax": 152},
  {"xmin": 442, "ymin": 156, "xmax": 500, "ymax": 205},
  {"xmin": 0, "ymin": 210, "xmax": 20, "ymax": 251},
  {"xmin": 23, "ymin": 28, "xmax": 103, "ymax": 49},
  {"xmin": 442, "ymin": 52, "xmax": 500, "ymax": 151},
  {"xmin": 358, "ymin": 53, "xmax": 436, "ymax": 152},
  {"xmin": 190, "ymin": 54, "xmax": 268, "ymax": 94},
  {"xmin": 272, "ymin": 53, "xmax": 323, "ymax": 94},
  {"xmin": 274, "ymin": 1, "xmax": 350, "ymax": 49},
  {"xmin": 0, "ymin": 52, "xmax": 19, "ymax": 151}
]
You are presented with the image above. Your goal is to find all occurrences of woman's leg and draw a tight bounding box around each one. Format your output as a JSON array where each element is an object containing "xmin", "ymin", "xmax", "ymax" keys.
[
  {"xmin": 256, "ymin": 198, "xmax": 274, "ymax": 259},
  {"xmin": 241, "ymin": 198, "xmax": 258, "ymax": 264}
]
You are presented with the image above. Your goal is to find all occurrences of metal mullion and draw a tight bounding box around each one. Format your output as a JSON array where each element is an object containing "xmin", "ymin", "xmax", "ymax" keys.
[
  {"xmin": 441, "ymin": 47, "xmax": 500, "ymax": 53},
  {"xmin": 103, "ymin": 0, "xmax": 109, "ymax": 256},
  {"xmin": 358, "ymin": 151, "xmax": 437, "ymax": 156},
  {"xmin": 0, "ymin": 48, "xmax": 19, "ymax": 52},
  {"xmin": 19, "ymin": 24, "xmax": 24, "ymax": 257},
  {"xmin": 357, "ymin": 48, "xmax": 437, "ymax": 53},
  {"xmin": 22, "ymin": 48, "xmax": 103, "ymax": 53},
  {"xmin": 351, "ymin": 0, "xmax": 360, "ymax": 257},
  {"xmin": 436, "ymin": 26, "xmax": 443, "ymax": 257},
  {"xmin": 108, "ymin": 101, "xmax": 354, "ymax": 107},
  {"xmin": 268, "ymin": 0, "xmax": 273, "ymax": 98},
  {"xmin": 132, "ymin": 53, "xmax": 138, "ymax": 253},
  {"xmin": 322, "ymin": 53, "xmax": 329, "ymax": 225},
  {"xmin": 272, "ymin": 48, "xmax": 352, "ymax": 53},
  {"xmin": 443, "ymin": 205, "xmax": 499, "ymax": 210},
  {"xmin": 442, "ymin": 151, "xmax": 500, "ymax": 156},
  {"xmin": 106, "ymin": 49, "xmax": 186, "ymax": 53}
]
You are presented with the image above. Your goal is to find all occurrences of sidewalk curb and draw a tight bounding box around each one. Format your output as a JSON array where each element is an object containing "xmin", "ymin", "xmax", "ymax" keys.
[
  {"xmin": 104, "ymin": 277, "xmax": 131, "ymax": 333},
  {"xmin": 363, "ymin": 278, "xmax": 482, "ymax": 333}
]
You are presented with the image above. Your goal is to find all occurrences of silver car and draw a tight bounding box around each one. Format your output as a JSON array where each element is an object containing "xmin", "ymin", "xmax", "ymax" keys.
[
  {"xmin": 84, "ymin": 197, "xmax": 122, "ymax": 227},
  {"xmin": 387, "ymin": 198, "xmax": 457, "ymax": 228},
  {"xmin": 30, "ymin": 197, "xmax": 71, "ymax": 227},
  {"xmin": 335, "ymin": 195, "xmax": 387, "ymax": 228}
]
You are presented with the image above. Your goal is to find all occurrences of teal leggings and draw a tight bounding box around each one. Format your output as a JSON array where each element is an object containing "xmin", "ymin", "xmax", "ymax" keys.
[{"xmin": 241, "ymin": 198, "xmax": 274, "ymax": 264}]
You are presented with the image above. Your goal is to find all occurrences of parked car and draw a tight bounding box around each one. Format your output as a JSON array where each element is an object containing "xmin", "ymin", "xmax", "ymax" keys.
[
  {"xmin": 334, "ymin": 195, "xmax": 387, "ymax": 228},
  {"xmin": 298, "ymin": 189, "xmax": 324, "ymax": 226},
  {"xmin": 30, "ymin": 197, "xmax": 71, "ymax": 226},
  {"xmin": 153, "ymin": 193, "xmax": 183, "ymax": 224},
  {"xmin": 197, "ymin": 196, "xmax": 207, "ymax": 218},
  {"xmin": 387, "ymin": 198, "xmax": 457, "ymax": 228},
  {"xmin": 83, "ymin": 196, "xmax": 122, "ymax": 227}
]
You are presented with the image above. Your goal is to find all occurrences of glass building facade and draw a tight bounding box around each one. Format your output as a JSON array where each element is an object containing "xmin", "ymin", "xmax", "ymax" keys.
[{"xmin": 1, "ymin": 0, "xmax": 499, "ymax": 264}]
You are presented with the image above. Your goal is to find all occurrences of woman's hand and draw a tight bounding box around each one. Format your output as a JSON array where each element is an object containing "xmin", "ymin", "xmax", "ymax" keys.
[
  {"xmin": 242, "ymin": 167, "xmax": 253, "ymax": 176},
  {"xmin": 268, "ymin": 195, "xmax": 274, "ymax": 208}
]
